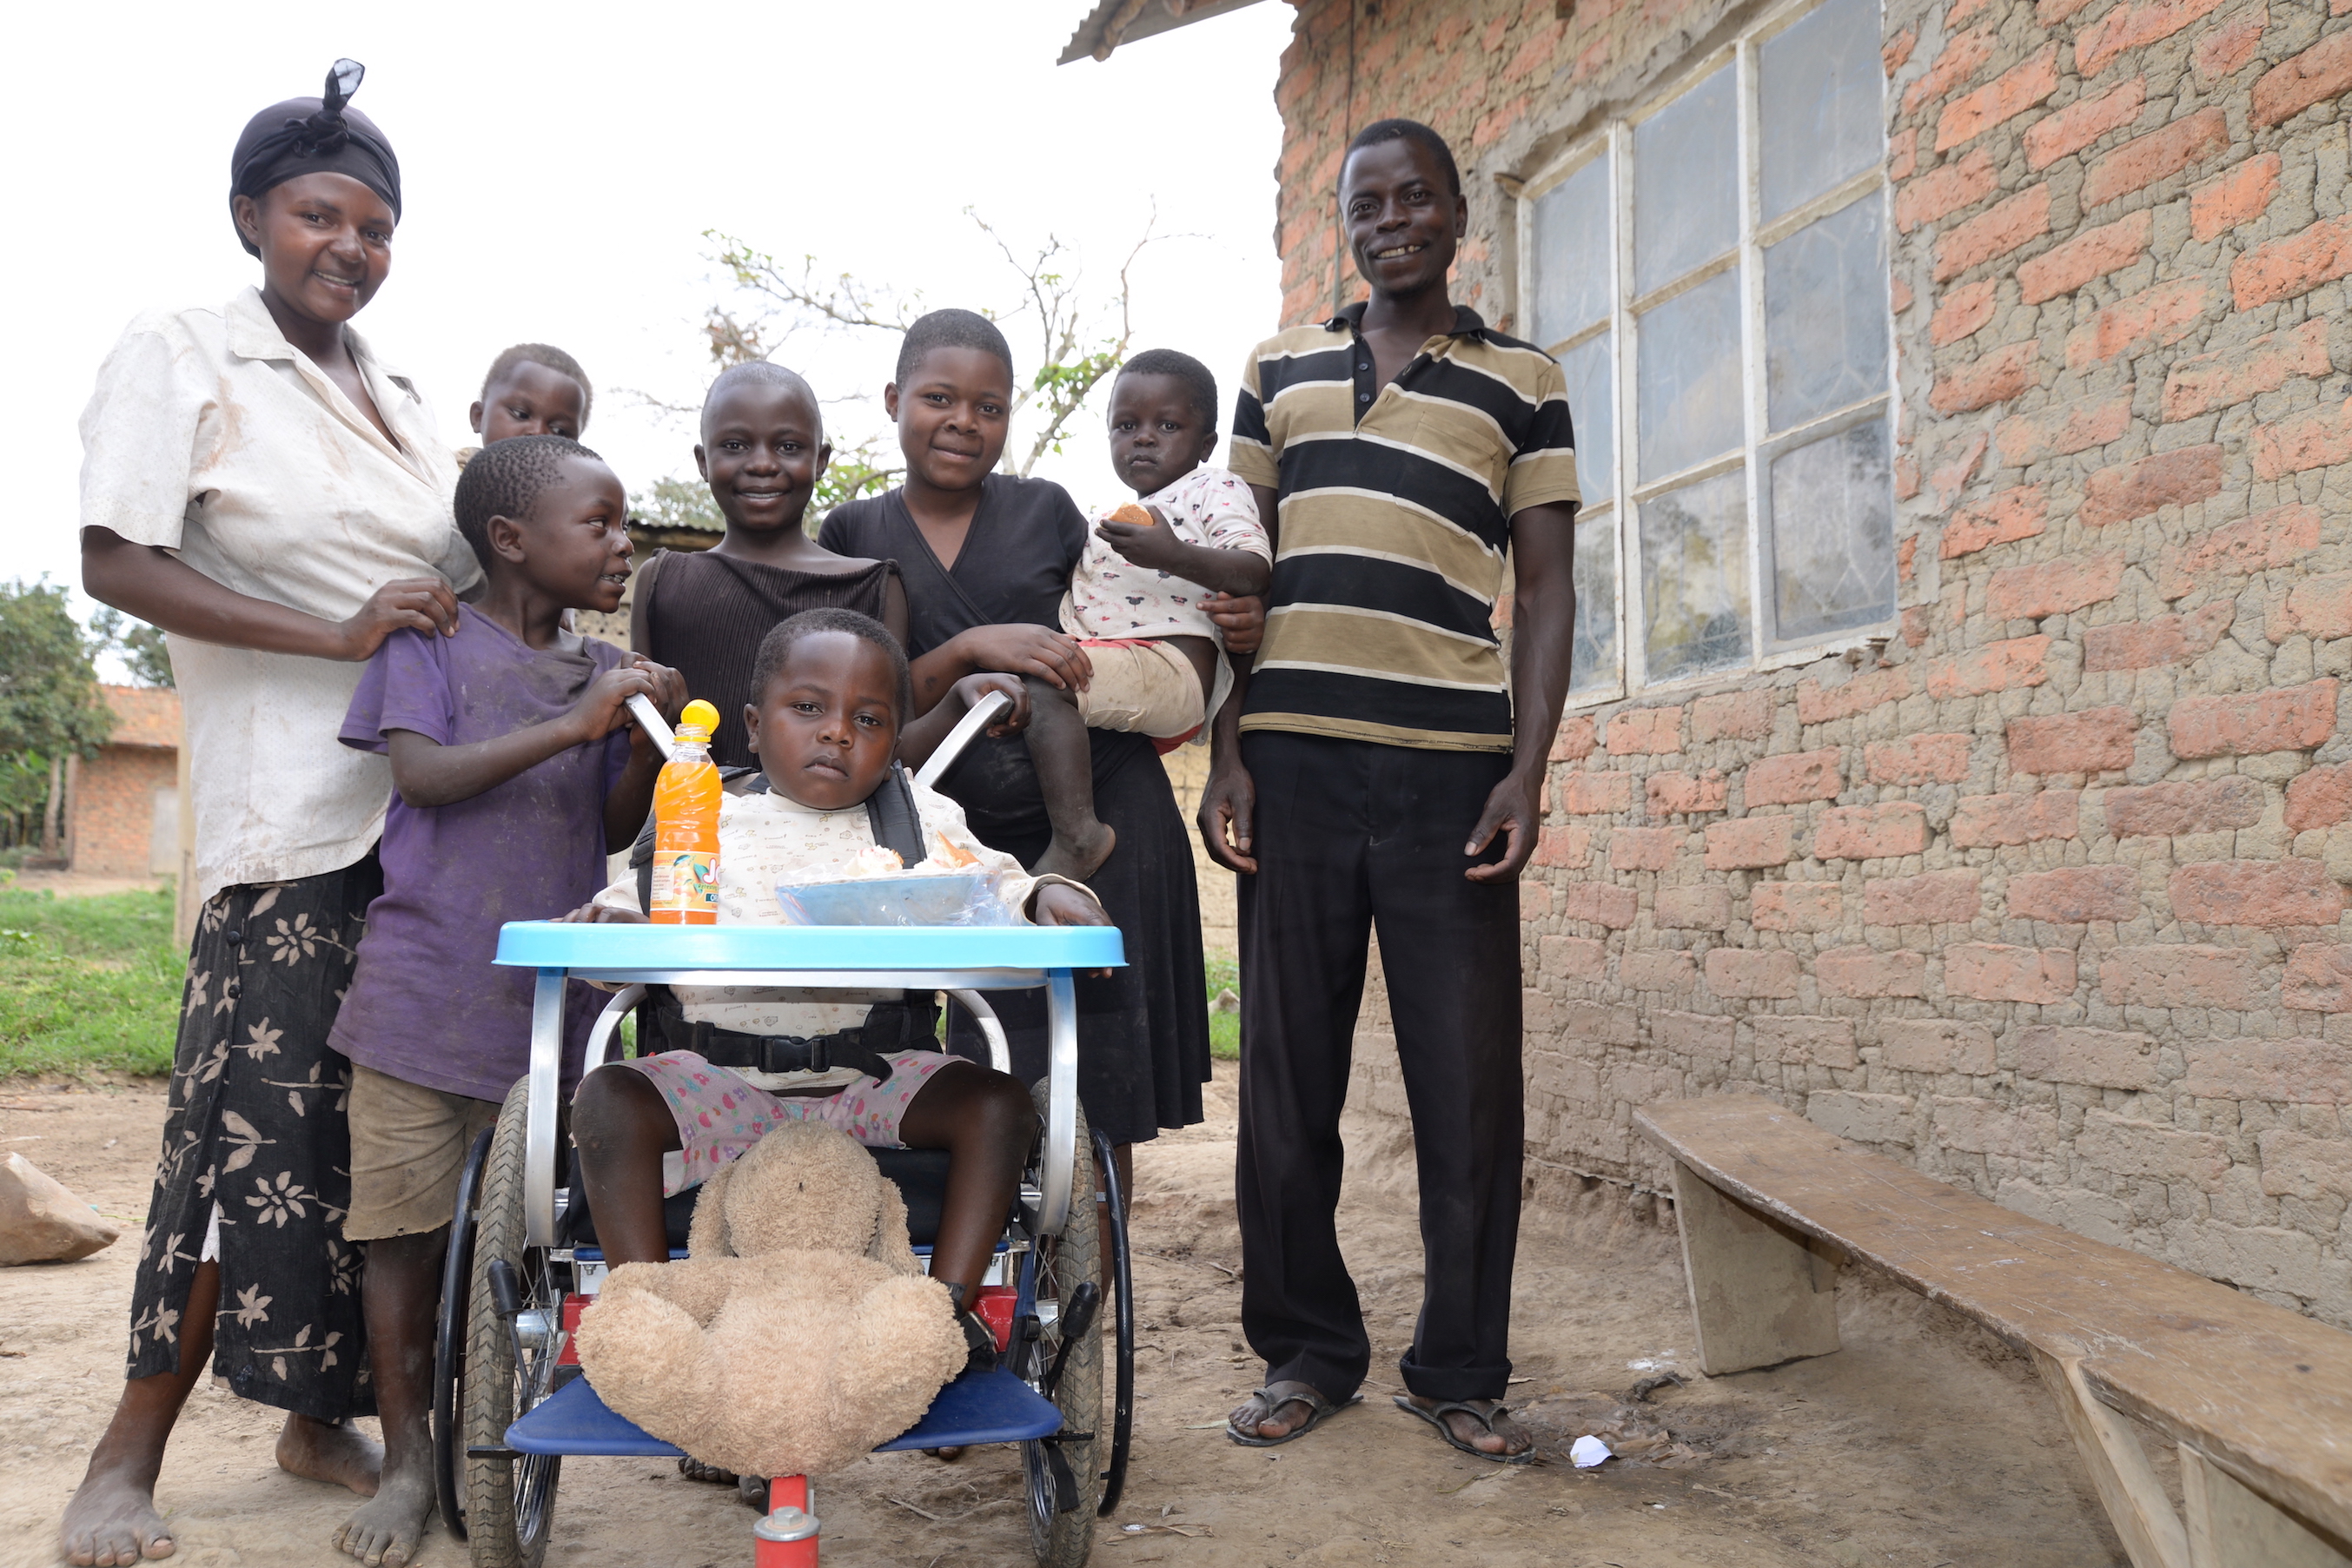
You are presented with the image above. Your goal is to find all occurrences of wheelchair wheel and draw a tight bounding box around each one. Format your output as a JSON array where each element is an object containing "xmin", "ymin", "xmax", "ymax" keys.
[
  {"xmin": 1022, "ymin": 1092, "xmax": 1104, "ymax": 1566},
  {"xmin": 1092, "ymin": 1127, "xmax": 1135, "ymax": 1518},
  {"xmin": 431, "ymin": 1127, "xmax": 494, "ymax": 1541},
  {"xmin": 460, "ymin": 1079, "xmax": 562, "ymax": 1568}
]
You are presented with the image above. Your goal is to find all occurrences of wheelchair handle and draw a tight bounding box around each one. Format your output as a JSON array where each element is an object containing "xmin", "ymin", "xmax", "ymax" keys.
[
  {"xmin": 914, "ymin": 688, "xmax": 1012, "ymax": 791},
  {"xmin": 625, "ymin": 694, "xmax": 675, "ymax": 762}
]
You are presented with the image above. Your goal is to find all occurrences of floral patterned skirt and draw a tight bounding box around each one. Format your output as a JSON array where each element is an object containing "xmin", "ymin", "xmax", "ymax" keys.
[{"xmin": 123, "ymin": 855, "xmax": 380, "ymax": 1419}]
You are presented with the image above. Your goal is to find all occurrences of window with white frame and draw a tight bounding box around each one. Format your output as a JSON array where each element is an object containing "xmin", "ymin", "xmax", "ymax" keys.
[{"xmin": 1521, "ymin": 0, "xmax": 1895, "ymax": 698}]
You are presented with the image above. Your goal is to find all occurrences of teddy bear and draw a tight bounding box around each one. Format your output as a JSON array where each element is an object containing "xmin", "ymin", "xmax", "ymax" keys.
[{"xmin": 573, "ymin": 1119, "xmax": 970, "ymax": 1479}]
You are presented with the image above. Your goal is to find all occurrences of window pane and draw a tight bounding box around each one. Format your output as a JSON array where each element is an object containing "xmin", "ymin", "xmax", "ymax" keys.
[
  {"xmin": 1764, "ymin": 194, "xmax": 1890, "ymax": 432},
  {"xmin": 1557, "ymin": 332, "xmax": 1614, "ymax": 507},
  {"xmin": 1640, "ymin": 468, "xmax": 1750, "ymax": 683},
  {"xmin": 1759, "ymin": 0, "xmax": 1886, "ymax": 222},
  {"xmin": 1571, "ymin": 506, "xmax": 1619, "ymax": 693},
  {"xmin": 1633, "ymin": 65, "xmax": 1737, "ymax": 295},
  {"xmin": 1769, "ymin": 419, "xmax": 1895, "ymax": 642},
  {"xmin": 1637, "ymin": 268, "xmax": 1743, "ymax": 482},
  {"xmin": 1530, "ymin": 157, "xmax": 1612, "ymax": 347}
]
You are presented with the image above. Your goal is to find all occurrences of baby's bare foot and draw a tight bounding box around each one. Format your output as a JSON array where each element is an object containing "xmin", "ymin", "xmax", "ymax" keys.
[
  {"xmin": 277, "ymin": 1414, "xmax": 382, "ymax": 1496},
  {"xmin": 329, "ymin": 1466, "xmax": 433, "ymax": 1567},
  {"xmin": 1033, "ymin": 822, "xmax": 1116, "ymax": 883},
  {"xmin": 58, "ymin": 1467, "xmax": 174, "ymax": 1565}
]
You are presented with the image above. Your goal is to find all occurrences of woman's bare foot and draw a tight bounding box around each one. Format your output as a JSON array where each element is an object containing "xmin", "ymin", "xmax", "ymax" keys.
[
  {"xmin": 1032, "ymin": 820, "xmax": 1115, "ymax": 883},
  {"xmin": 276, "ymin": 1413, "xmax": 382, "ymax": 1494},
  {"xmin": 63, "ymin": 1267, "xmax": 220, "ymax": 1565},
  {"xmin": 58, "ymin": 1466, "xmax": 175, "ymax": 1566},
  {"xmin": 329, "ymin": 1465, "xmax": 432, "ymax": 1567}
]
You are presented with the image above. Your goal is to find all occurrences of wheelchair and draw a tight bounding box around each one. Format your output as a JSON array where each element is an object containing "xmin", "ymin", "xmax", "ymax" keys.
[{"xmin": 423, "ymin": 703, "xmax": 1137, "ymax": 1566}]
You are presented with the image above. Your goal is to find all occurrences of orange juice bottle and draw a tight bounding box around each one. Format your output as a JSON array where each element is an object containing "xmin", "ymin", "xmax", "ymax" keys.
[{"xmin": 649, "ymin": 699, "xmax": 721, "ymax": 925}]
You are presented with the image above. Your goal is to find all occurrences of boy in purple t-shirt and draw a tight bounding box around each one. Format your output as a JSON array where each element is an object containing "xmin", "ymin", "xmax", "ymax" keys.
[{"xmin": 326, "ymin": 434, "xmax": 683, "ymax": 1567}]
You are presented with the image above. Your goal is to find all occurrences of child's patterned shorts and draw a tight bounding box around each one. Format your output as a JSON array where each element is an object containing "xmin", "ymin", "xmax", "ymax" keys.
[{"xmin": 613, "ymin": 1048, "xmax": 958, "ymax": 1195}]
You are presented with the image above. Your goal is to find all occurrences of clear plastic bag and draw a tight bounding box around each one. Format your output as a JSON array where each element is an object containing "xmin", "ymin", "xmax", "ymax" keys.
[{"xmin": 772, "ymin": 871, "xmax": 1010, "ymax": 927}]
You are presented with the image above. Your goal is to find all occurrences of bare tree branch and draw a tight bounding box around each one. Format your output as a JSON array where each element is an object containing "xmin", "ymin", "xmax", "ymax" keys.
[
  {"xmin": 609, "ymin": 387, "xmax": 704, "ymax": 420},
  {"xmin": 709, "ymin": 232, "xmax": 922, "ymax": 338},
  {"xmin": 661, "ymin": 208, "xmax": 1185, "ymax": 486}
]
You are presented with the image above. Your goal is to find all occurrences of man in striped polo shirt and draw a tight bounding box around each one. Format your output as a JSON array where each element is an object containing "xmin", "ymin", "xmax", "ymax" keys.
[{"xmin": 1203, "ymin": 119, "xmax": 1580, "ymax": 1463}]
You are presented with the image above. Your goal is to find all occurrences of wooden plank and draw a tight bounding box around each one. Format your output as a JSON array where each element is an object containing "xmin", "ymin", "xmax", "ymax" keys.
[
  {"xmin": 1636, "ymin": 1097, "xmax": 2352, "ymax": 1547},
  {"xmin": 2183, "ymin": 1447, "xmax": 2352, "ymax": 1568},
  {"xmin": 2034, "ymin": 1350, "xmax": 2189, "ymax": 1568},
  {"xmin": 1670, "ymin": 1158, "xmax": 1842, "ymax": 1374}
]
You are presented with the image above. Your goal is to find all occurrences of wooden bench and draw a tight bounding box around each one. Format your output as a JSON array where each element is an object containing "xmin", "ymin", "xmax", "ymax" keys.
[{"xmin": 1636, "ymin": 1095, "xmax": 2352, "ymax": 1568}]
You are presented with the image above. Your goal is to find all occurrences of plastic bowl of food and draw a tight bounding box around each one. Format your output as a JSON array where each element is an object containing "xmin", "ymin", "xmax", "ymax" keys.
[{"xmin": 773, "ymin": 872, "xmax": 1004, "ymax": 927}]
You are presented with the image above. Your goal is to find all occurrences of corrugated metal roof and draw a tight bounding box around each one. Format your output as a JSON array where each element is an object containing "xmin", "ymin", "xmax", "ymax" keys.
[{"xmin": 1058, "ymin": 0, "xmax": 1267, "ymax": 64}]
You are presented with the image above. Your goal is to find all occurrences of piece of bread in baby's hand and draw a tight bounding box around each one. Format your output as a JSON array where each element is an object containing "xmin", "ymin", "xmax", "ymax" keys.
[{"xmin": 1106, "ymin": 502, "xmax": 1155, "ymax": 527}]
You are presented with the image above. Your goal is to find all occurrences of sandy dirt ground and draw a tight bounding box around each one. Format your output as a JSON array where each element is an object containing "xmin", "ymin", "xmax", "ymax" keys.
[{"xmin": 1, "ymin": 1065, "xmax": 2152, "ymax": 1567}]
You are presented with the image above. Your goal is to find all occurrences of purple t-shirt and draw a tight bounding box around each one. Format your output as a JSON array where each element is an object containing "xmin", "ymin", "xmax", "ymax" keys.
[{"xmin": 330, "ymin": 606, "xmax": 632, "ymax": 1101}]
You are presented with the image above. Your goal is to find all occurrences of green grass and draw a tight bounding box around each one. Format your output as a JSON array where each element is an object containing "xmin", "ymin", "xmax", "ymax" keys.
[
  {"xmin": 1206, "ymin": 953, "xmax": 1240, "ymax": 1061},
  {"xmin": 0, "ymin": 883, "xmax": 182, "ymax": 1078},
  {"xmin": 0, "ymin": 890, "xmax": 1241, "ymax": 1077}
]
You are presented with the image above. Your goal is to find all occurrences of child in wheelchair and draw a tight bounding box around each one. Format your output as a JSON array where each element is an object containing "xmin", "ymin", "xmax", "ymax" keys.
[{"xmin": 563, "ymin": 608, "xmax": 1110, "ymax": 1389}]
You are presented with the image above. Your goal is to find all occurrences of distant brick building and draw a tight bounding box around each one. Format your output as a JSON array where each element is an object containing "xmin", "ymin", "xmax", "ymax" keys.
[
  {"xmin": 1070, "ymin": 0, "xmax": 2352, "ymax": 1326},
  {"xmin": 67, "ymin": 685, "xmax": 181, "ymax": 877}
]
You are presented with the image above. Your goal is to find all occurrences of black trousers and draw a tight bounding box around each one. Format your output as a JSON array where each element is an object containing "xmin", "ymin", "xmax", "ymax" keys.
[{"xmin": 1235, "ymin": 731, "xmax": 1524, "ymax": 1406}]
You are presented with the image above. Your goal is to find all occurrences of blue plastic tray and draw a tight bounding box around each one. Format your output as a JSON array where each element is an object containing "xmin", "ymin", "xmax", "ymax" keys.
[
  {"xmin": 494, "ymin": 920, "xmax": 1124, "ymax": 973},
  {"xmin": 506, "ymin": 1367, "xmax": 1064, "ymax": 1457}
]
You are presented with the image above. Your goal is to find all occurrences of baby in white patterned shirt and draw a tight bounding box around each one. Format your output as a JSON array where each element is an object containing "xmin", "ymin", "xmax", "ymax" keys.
[
  {"xmin": 1030, "ymin": 350, "xmax": 1270, "ymax": 883},
  {"xmin": 563, "ymin": 608, "xmax": 1106, "ymax": 1373}
]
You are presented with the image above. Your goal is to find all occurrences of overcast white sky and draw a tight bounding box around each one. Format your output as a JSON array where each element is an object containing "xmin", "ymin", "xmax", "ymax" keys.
[{"xmin": 0, "ymin": 1, "xmax": 1298, "ymax": 661}]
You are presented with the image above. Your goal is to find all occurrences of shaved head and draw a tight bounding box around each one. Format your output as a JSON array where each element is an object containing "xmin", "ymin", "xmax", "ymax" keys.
[{"xmin": 702, "ymin": 361, "xmax": 819, "ymax": 439}]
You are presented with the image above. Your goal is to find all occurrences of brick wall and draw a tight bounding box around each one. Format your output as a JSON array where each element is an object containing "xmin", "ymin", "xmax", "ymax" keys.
[
  {"xmin": 67, "ymin": 687, "xmax": 182, "ymax": 877},
  {"xmin": 69, "ymin": 746, "xmax": 176, "ymax": 877},
  {"xmin": 1263, "ymin": 0, "xmax": 2352, "ymax": 1324}
]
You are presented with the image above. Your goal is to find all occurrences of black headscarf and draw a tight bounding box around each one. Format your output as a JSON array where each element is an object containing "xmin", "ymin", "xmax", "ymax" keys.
[{"xmin": 228, "ymin": 59, "xmax": 401, "ymax": 256}]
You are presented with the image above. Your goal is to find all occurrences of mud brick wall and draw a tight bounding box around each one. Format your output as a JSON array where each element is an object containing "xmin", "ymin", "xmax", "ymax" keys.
[
  {"xmin": 67, "ymin": 688, "xmax": 182, "ymax": 877},
  {"xmin": 1262, "ymin": 0, "xmax": 2352, "ymax": 1324},
  {"xmin": 67, "ymin": 746, "xmax": 176, "ymax": 877}
]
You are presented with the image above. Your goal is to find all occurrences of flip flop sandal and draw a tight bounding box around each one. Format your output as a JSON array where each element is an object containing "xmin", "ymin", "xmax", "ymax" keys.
[
  {"xmin": 1225, "ymin": 1380, "xmax": 1360, "ymax": 1447},
  {"xmin": 1392, "ymin": 1395, "xmax": 1537, "ymax": 1465}
]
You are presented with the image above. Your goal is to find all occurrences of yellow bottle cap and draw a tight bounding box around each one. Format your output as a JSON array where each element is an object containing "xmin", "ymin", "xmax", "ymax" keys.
[{"xmin": 678, "ymin": 698, "xmax": 719, "ymax": 737}]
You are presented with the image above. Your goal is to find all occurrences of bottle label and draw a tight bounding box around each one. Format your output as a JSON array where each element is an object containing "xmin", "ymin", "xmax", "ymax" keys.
[{"xmin": 650, "ymin": 851, "xmax": 719, "ymax": 921}]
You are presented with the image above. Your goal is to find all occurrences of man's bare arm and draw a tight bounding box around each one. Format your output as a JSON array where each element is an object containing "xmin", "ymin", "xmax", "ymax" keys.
[
  {"xmin": 1196, "ymin": 481, "xmax": 1280, "ymax": 872},
  {"xmin": 1464, "ymin": 500, "xmax": 1579, "ymax": 883}
]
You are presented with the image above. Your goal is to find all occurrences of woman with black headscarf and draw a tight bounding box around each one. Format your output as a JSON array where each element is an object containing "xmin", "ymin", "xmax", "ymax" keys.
[{"xmin": 63, "ymin": 63, "xmax": 477, "ymax": 1568}]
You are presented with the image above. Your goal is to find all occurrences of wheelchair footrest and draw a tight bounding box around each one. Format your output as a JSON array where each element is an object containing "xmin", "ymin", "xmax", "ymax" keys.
[{"xmin": 507, "ymin": 1366, "xmax": 1064, "ymax": 1458}]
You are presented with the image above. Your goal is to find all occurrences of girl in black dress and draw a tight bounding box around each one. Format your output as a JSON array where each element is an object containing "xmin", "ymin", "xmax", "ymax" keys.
[{"xmin": 820, "ymin": 311, "xmax": 1214, "ymax": 1191}]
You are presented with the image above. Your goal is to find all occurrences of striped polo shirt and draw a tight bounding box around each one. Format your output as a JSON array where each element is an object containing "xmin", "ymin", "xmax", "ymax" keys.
[{"xmin": 1229, "ymin": 302, "xmax": 1581, "ymax": 753}]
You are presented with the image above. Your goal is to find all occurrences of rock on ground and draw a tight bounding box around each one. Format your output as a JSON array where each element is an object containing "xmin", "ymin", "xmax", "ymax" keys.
[{"xmin": 0, "ymin": 1152, "xmax": 119, "ymax": 1266}]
